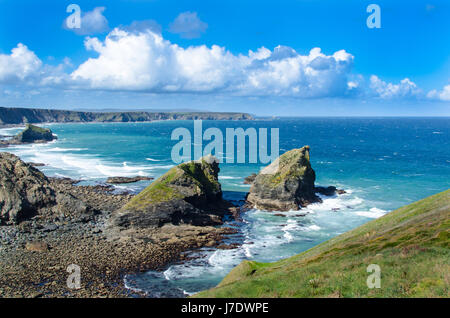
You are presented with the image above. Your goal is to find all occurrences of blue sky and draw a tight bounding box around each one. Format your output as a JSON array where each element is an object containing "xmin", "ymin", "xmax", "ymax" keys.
[{"xmin": 0, "ymin": 0, "xmax": 449, "ymax": 115}]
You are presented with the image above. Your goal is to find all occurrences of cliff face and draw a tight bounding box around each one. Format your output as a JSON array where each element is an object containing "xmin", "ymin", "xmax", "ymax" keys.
[{"xmin": 0, "ymin": 107, "xmax": 253, "ymax": 125}]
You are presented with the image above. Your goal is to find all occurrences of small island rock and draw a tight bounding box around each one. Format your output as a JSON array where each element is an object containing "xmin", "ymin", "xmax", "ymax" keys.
[
  {"xmin": 246, "ymin": 146, "xmax": 319, "ymax": 211},
  {"xmin": 14, "ymin": 124, "xmax": 56, "ymax": 143}
]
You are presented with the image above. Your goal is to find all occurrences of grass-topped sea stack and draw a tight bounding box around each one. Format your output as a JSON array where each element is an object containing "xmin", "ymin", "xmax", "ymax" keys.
[
  {"xmin": 111, "ymin": 155, "xmax": 232, "ymax": 229},
  {"xmin": 247, "ymin": 146, "xmax": 319, "ymax": 211},
  {"xmin": 14, "ymin": 124, "xmax": 56, "ymax": 143}
]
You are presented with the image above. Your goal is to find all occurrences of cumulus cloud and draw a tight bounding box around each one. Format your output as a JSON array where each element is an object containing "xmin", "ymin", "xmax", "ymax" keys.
[
  {"xmin": 169, "ymin": 11, "xmax": 208, "ymax": 39},
  {"xmin": 0, "ymin": 44, "xmax": 42, "ymax": 83},
  {"xmin": 122, "ymin": 20, "xmax": 162, "ymax": 35},
  {"xmin": 65, "ymin": 7, "xmax": 109, "ymax": 35},
  {"xmin": 427, "ymin": 85, "xmax": 450, "ymax": 101},
  {"xmin": 0, "ymin": 26, "xmax": 448, "ymax": 103},
  {"xmin": 239, "ymin": 46, "xmax": 354, "ymax": 97},
  {"xmin": 71, "ymin": 28, "xmax": 355, "ymax": 97},
  {"xmin": 369, "ymin": 75, "xmax": 422, "ymax": 99}
]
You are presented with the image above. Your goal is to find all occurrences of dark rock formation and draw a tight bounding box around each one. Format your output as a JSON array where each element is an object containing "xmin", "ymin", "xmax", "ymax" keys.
[
  {"xmin": 0, "ymin": 152, "xmax": 94, "ymax": 224},
  {"xmin": 0, "ymin": 155, "xmax": 238, "ymax": 298},
  {"xmin": 0, "ymin": 153, "xmax": 56, "ymax": 224},
  {"xmin": 315, "ymin": 186, "xmax": 347, "ymax": 196},
  {"xmin": 28, "ymin": 162, "xmax": 46, "ymax": 167},
  {"xmin": 246, "ymin": 146, "xmax": 319, "ymax": 211},
  {"xmin": 13, "ymin": 124, "xmax": 56, "ymax": 143},
  {"xmin": 243, "ymin": 173, "xmax": 257, "ymax": 184},
  {"xmin": 111, "ymin": 155, "xmax": 231, "ymax": 228},
  {"xmin": 0, "ymin": 124, "xmax": 56, "ymax": 147},
  {"xmin": 106, "ymin": 176, "xmax": 153, "ymax": 184}
]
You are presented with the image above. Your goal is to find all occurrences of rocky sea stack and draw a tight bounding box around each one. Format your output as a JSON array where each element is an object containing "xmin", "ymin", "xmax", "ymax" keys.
[
  {"xmin": 246, "ymin": 146, "xmax": 319, "ymax": 211},
  {"xmin": 111, "ymin": 155, "xmax": 231, "ymax": 229},
  {"xmin": 14, "ymin": 124, "xmax": 56, "ymax": 143}
]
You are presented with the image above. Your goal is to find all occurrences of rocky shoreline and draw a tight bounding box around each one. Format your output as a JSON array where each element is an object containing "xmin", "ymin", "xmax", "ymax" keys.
[
  {"xmin": 0, "ymin": 145, "xmax": 346, "ymax": 298},
  {"xmin": 0, "ymin": 161, "xmax": 240, "ymax": 298}
]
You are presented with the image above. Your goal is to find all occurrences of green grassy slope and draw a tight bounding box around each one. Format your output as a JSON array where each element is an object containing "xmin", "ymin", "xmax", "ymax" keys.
[{"xmin": 195, "ymin": 189, "xmax": 450, "ymax": 298}]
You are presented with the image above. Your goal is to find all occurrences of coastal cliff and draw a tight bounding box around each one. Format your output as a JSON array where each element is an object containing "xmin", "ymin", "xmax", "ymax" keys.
[{"xmin": 0, "ymin": 107, "xmax": 253, "ymax": 126}]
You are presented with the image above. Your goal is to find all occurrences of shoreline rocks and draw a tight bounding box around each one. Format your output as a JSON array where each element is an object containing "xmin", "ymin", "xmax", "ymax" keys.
[
  {"xmin": 315, "ymin": 186, "xmax": 347, "ymax": 196},
  {"xmin": 0, "ymin": 154, "xmax": 237, "ymax": 298},
  {"xmin": 0, "ymin": 145, "xmax": 348, "ymax": 297}
]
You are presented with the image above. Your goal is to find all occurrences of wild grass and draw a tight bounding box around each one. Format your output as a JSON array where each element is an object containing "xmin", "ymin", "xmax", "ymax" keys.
[{"xmin": 194, "ymin": 189, "xmax": 450, "ymax": 298}]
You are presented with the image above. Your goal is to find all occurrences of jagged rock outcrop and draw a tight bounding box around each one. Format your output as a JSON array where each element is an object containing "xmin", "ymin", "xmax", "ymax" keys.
[
  {"xmin": 246, "ymin": 146, "xmax": 319, "ymax": 211},
  {"xmin": 14, "ymin": 124, "xmax": 56, "ymax": 143},
  {"xmin": 111, "ymin": 155, "xmax": 231, "ymax": 228},
  {"xmin": 0, "ymin": 152, "xmax": 92, "ymax": 224},
  {"xmin": 315, "ymin": 186, "xmax": 346, "ymax": 196},
  {"xmin": 0, "ymin": 153, "xmax": 56, "ymax": 224}
]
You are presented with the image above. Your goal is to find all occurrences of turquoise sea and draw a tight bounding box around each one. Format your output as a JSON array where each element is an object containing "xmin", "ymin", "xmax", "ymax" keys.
[{"xmin": 1, "ymin": 118, "xmax": 449, "ymax": 296}]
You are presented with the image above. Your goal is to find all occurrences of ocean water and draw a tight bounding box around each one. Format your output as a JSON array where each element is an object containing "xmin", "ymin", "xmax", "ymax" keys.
[{"xmin": 1, "ymin": 118, "xmax": 449, "ymax": 296}]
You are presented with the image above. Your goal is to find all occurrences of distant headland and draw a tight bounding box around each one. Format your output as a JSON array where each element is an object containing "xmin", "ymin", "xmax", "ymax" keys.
[{"xmin": 0, "ymin": 107, "xmax": 254, "ymax": 126}]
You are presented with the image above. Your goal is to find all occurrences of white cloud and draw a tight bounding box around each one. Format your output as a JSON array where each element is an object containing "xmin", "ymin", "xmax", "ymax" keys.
[
  {"xmin": 65, "ymin": 7, "xmax": 109, "ymax": 35},
  {"xmin": 0, "ymin": 26, "xmax": 447, "ymax": 103},
  {"xmin": 427, "ymin": 85, "xmax": 450, "ymax": 101},
  {"xmin": 71, "ymin": 28, "xmax": 355, "ymax": 97},
  {"xmin": 0, "ymin": 44, "xmax": 42, "ymax": 83},
  {"xmin": 369, "ymin": 75, "xmax": 422, "ymax": 99},
  {"xmin": 123, "ymin": 20, "xmax": 162, "ymax": 35},
  {"xmin": 239, "ymin": 46, "xmax": 354, "ymax": 97},
  {"xmin": 169, "ymin": 11, "xmax": 208, "ymax": 39}
]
